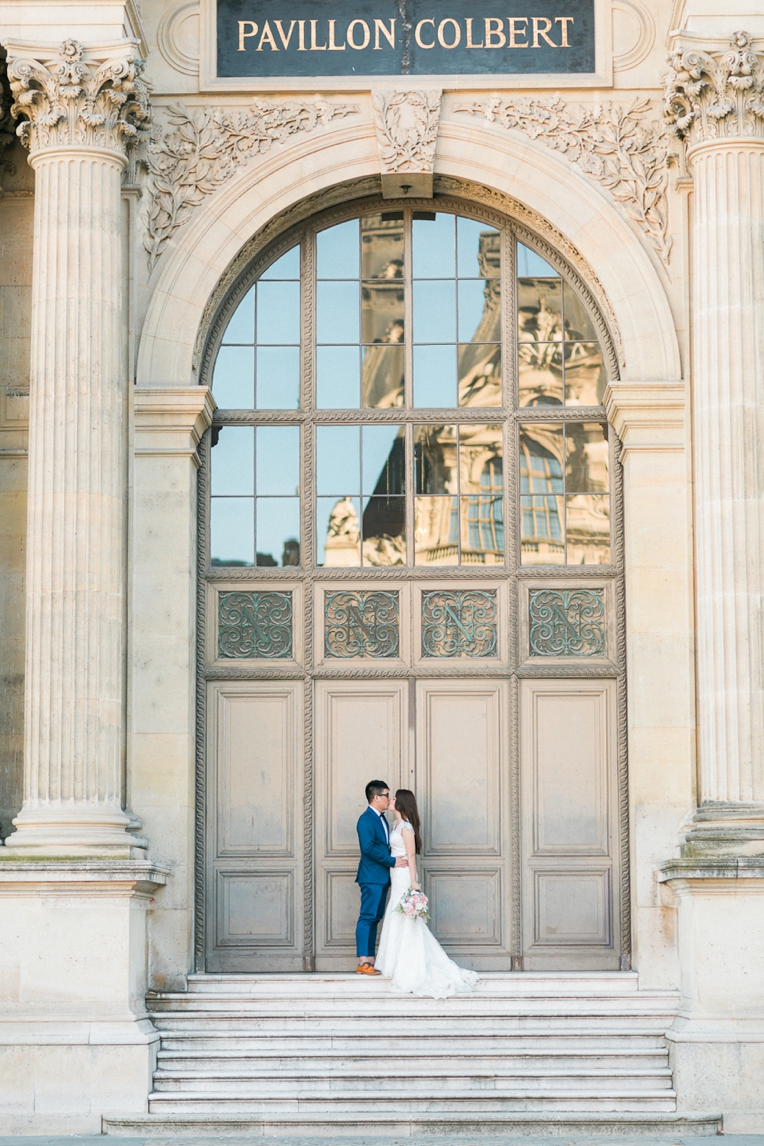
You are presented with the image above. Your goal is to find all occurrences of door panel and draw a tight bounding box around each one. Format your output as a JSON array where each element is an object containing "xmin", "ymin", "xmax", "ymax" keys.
[{"xmin": 520, "ymin": 679, "xmax": 619, "ymax": 969}]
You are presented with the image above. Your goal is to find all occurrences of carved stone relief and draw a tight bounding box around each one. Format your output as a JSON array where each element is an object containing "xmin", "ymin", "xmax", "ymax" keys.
[
  {"xmin": 372, "ymin": 89, "xmax": 441, "ymax": 199},
  {"xmin": 663, "ymin": 30, "xmax": 764, "ymax": 146},
  {"xmin": 143, "ymin": 99, "xmax": 359, "ymax": 269},
  {"xmin": 455, "ymin": 96, "xmax": 672, "ymax": 265},
  {"xmin": 157, "ymin": 0, "xmax": 201, "ymax": 76},
  {"xmin": 612, "ymin": 0, "xmax": 656, "ymax": 73}
]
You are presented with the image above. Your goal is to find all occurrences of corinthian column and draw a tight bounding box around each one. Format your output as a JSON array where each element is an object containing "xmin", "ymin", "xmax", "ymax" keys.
[
  {"xmin": 665, "ymin": 31, "xmax": 764, "ymax": 853},
  {"xmin": 2, "ymin": 39, "xmax": 151, "ymax": 855}
]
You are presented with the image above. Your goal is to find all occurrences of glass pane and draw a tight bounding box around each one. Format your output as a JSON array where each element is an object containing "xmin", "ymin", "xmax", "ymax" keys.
[
  {"xmin": 211, "ymin": 497, "xmax": 254, "ymax": 566},
  {"xmin": 317, "ymin": 281, "xmax": 360, "ymax": 344},
  {"xmin": 362, "ymin": 425, "xmax": 405, "ymax": 496},
  {"xmin": 317, "ymin": 219, "xmax": 359, "ymax": 279},
  {"xmin": 317, "ymin": 496, "xmax": 361, "ymax": 566},
  {"xmin": 361, "ymin": 345, "xmax": 404, "ymax": 408},
  {"xmin": 362, "ymin": 496, "xmax": 406, "ymax": 565},
  {"xmin": 458, "ymin": 218, "xmax": 500, "ymax": 278},
  {"xmin": 317, "ymin": 346, "xmax": 360, "ymax": 408},
  {"xmin": 413, "ymin": 345, "xmax": 457, "ymax": 408},
  {"xmin": 415, "ymin": 496, "xmax": 459, "ymax": 565},
  {"xmin": 415, "ymin": 424, "xmax": 457, "ymax": 495},
  {"xmin": 564, "ymin": 343, "xmax": 606, "ymax": 405},
  {"xmin": 520, "ymin": 495, "xmax": 565, "ymax": 565},
  {"xmin": 518, "ymin": 279, "xmax": 563, "ymax": 342},
  {"xmin": 517, "ymin": 242, "xmax": 558, "ymax": 277},
  {"xmin": 563, "ymin": 282, "xmax": 598, "ymax": 341},
  {"xmin": 361, "ymin": 280, "xmax": 404, "ymax": 344},
  {"xmin": 257, "ymin": 281, "xmax": 300, "ymax": 344},
  {"xmin": 412, "ymin": 212, "xmax": 455, "ymax": 278},
  {"xmin": 565, "ymin": 423, "xmax": 609, "ymax": 493},
  {"xmin": 413, "ymin": 280, "xmax": 456, "ymax": 343},
  {"xmin": 260, "ymin": 246, "xmax": 300, "ymax": 279},
  {"xmin": 256, "ymin": 426, "xmax": 299, "ymax": 496},
  {"xmin": 520, "ymin": 427, "xmax": 563, "ymax": 494},
  {"xmin": 459, "ymin": 424, "xmax": 503, "ymax": 493},
  {"xmin": 316, "ymin": 425, "xmax": 359, "ymax": 495},
  {"xmin": 566, "ymin": 494, "xmax": 610, "ymax": 564},
  {"xmin": 458, "ymin": 344, "xmax": 501, "ymax": 407},
  {"xmin": 213, "ymin": 346, "xmax": 254, "ymax": 409},
  {"xmin": 458, "ymin": 278, "xmax": 500, "ymax": 342},
  {"xmin": 519, "ymin": 345, "xmax": 563, "ymax": 407},
  {"xmin": 256, "ymin": 346, "xmax": 299, "ymax": 409},
  {"xmin": 211, "ymin": 425, "xmax": 254, "ymax": 495},
  {"xmin": 361, "ymin": 212, "xmax": 404, "ymax": 279},
  {"xmin": 461, "ymin": 494, "xmax": 504, "ymax": 563},
  {"xmin": 223, "ymin": 285, "xmax": 255, "ymax": 343},
  {"xmin": 256, "ymin": 497, "xmax": 300, "ymax": 566}
]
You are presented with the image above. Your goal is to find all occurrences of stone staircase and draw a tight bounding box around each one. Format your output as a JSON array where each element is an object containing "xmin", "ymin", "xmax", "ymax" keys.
[{"xmin": 103, "ymin": 972, "xmax": 722, "ymax": 1136}]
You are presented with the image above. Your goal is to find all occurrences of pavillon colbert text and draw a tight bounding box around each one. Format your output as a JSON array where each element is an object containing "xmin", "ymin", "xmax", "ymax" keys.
[{"xmin": 236, "ymin": 15, "xmax": 575, "ymax": 53}]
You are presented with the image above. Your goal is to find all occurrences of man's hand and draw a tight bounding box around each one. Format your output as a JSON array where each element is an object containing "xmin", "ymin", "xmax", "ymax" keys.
[{"xmin": 394, "ymin": 857, "xmax": 408, "ymax": 867}]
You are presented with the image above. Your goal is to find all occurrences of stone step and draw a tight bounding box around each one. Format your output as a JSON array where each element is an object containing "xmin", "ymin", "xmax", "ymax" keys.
[
  {"xmin": 157, "ymin": 1048, "xmax": 670, "ymax": 1070},
  {"xmin": 155, "ymin": 1030, "xmax": 671, "ymax": 1051},
  {"xmin": 184, "ymin": 971, "xmax": 643, "ymax": 996},
  {"xmin": 149, "ymin": 1014, "xmax": 678, "ymax": 1034}
]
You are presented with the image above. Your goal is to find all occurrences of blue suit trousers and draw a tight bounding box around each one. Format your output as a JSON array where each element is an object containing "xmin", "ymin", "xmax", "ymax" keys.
[{"xmin": 355, "ymin": 882, "xmax": 390, "ymax": 958}]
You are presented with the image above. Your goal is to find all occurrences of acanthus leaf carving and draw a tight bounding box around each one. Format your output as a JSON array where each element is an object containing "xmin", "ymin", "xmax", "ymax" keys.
[
  {"xmin": 143, "ymin": 99, "xmax": 359, "ymax": 270},
  {"xmin": 663, "ymin": 30, "xmax": 764, "ymax": 146},
  {"xmin": 372, "ymin": 89, "xmax": 441, "ymax": 173},
  {"xmin": 455, "ymin": 95, "xmax": 672, "ymax": 265},
  {"xmin": 7, "ymin": 38, "xmax": 151, "ymax": 156}
]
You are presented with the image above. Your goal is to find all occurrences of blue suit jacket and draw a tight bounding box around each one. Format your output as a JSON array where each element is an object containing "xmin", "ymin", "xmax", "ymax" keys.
[{"xmin": 355, "ymin": 806, "xmax": 396, "ymax": 885}]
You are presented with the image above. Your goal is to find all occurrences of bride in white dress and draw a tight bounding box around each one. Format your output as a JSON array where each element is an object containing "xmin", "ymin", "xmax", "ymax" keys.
[{"xmin": 376, "ymin": 789, "xmax": 478, "ymax": 999}]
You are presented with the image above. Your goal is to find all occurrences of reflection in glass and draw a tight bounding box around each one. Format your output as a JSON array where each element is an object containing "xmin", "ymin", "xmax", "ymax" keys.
[
  {"xmin": 361, "ymin": 280, "xmax": 404, "ymax": 344},
  {"xmin": 257, "ymin": 281, "xmax": 300, "ymax": 344},
  {"xmin": 564, "ymin": 343, "xmax": 606, "ymax": 405},
  {"xmin": 317, "ymin": 346, "xmax": 359, "ymax": 408},
  {"xmin": 413, "ymin": 280, "xmax": 456, "ymax": 343},
  {"xmin": 415, "ymin": 425, "xmax": 457, "ymax": 495},
  {"xmin": 415, "ymin": 496, "xmax": 459, "ymax": 565},
  {"xmin": 520, "ymin": 427, "xmax": 563, "ymax": 494},
  {"xmin": 317, "ymin": 495, "xmax": 361, "ymax": 566},
  {"xmin": 520, "ymin": 495, "xmax": 564, "ymax": 565},
  {"xmin": 563, "ymin": 283, "xmax": 598, "ymax": 340},
  {"xmin": 518, "ymin": 279, "xmax": 563, "ymax": 342},
  {"xmin": 413, "ymin": 345, "xmax": 456, "ymax": 408},
  {"xmin": 458, "ymin": 344, "xmax": 501, "ymax": 407},
  {"xmin": 256, "ymin": 426, "xmax": 299, "ymax": 496},
  {"xmin": 257, "ymin": 346, "xmax": 299, "ymax": 409},
  {"xmin": 317, "ymin": 281, "xmax": 360, "ymax": 344},
  {"xmin": 316, "ymin": 425, "xmax": 359, "ymax": 496},
  {"xmin": 361, "ymin": 213, "xmax": 404, "ymax": 280},
  {"xmin": 363, "ymin": 497, "xmax": 406, "ymax": 565},
  {"xmin": 211, "ymin": 497, "xmax": 254, "ymax": 567},
  {"xmin": 459, "ymin": 424, "xmax": 503, "ymax": 492},
  {"xmin": 566, "ymin": 494, "xmax": 610, "ymax": 564},
  {"xmin": 362, "ymin": 425, "xmax": 404, "ymax": 496},
  {"xmin": 412, "ymin": 212, "xmax": 456, "ymax": 278},
  {"xmin": 565, "ymin": 423, "xmax": 609, "ymax": 493},
  {"xmin": 223, "ymin": 285, "xmax": 255, "ymax": 343},
  {"xmin": 518, "ymin": 344, "xmax": 563, "ymax": 407},
  {"xmin": 517, "ymin": 242, "xmax": 558, "ymax": 277},
  {"xmin": 361, "ymin": 345, "xmax": 404, "ymax": 408},
  {"xmin": 462, "ymin": 486, "xmax": 503, "ymax": 562},
  {"xmin": 260, "ymin": 246, "xmax": 300, "ymax": 279},
  {"xmin": 213, "ymin": 346, "xmax": 255, "ymax": 409},
  {"xmin": 458, "ymin": 218, "xmax": 500, "ymax": 278},
  {"xmin": 458, "ymin": 278, "xmax": 500, "ymax": 342},
  {"xmin": 256, "ymin": 497, "xmax": 300, "ymax": 566},
  {"xmin": 212, "ymin": 426, "xmax": 254, "ymax": 495},
  {"xmin": 317, "ymin": 219, "xmax": 358, "ymax": 279}
]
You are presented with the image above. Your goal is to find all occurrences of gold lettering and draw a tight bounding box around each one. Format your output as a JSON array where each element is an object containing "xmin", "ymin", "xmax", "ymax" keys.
[
  {"xmin": 415, "ymin": 18, "xmax": 436, "ymax": 48},
  {"xmin": 507, "ymin": 17, "xmax": 528, "ymax": 47},
  {"xmin": 465, "ymin": 17, "xmax": 484, "ymax": 47},
  {"xmin": 256, "ymin": 20, "xmax": 278, "ymax": 50},
  {"xmin": 328, "ymin": 18, "xmax": 346, "ymax": 49},
  {"xmin": 274, "ymin": 19, "xmax": 297, "ymax": 49},
  {"xmin": 555, "ymin": 16, "xmax": 573, "ymax": 47},
  {"xmin": 298, "ymin": 19, "xmax": 306, "ymax": 49},
  {"xmin": 237, "ymin": 20, "xmax": 257, "ymax": 50},
  {"xmin": 310, "ymin": 19, "xmax": 327, "ymax": 49},
  {"xmin": 347, "ymin": 19, "xmax": 370, "ymax": 49},
  {"xmin": 532, "ymin": 17, "xmax": 557, "ymax": 47},
  {"xmin": 484, "ymin": 17, "xmax": 505, "ymax": 47},
  {"xmin": 374, "ymin": 18, "xmax": 396, "ymax": 50},
  {"xmin": 438, "ymin": 17, "xmax": 460, "ymax": 48}
]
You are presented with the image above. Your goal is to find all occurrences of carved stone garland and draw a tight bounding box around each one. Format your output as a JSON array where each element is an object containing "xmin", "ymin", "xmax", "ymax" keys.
[
  {"xmin": 143, "ymin": 99, "xmax": 359, "ymax": 269},
  {"xmin": 663, "ymin": 29, "xmax": 764, "ymax": 145},
  {"xmin": 455, "ymin": 96, "xmax": 672, "ymax": 265},
  {"xmin": 372, "ymin": 89, "xmax": 441, "ymax": 198}
]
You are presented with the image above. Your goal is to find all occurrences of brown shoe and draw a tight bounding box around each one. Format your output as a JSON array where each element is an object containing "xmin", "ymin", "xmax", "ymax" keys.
[{"xmin": 356, "ymin": 962, "xmax": 382, "ymax": 975}]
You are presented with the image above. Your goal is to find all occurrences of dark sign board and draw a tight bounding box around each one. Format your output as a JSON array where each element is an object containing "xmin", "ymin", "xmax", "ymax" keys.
[{"xmin": 217, "ymin": 0, "xmax": 595, "ymax": 77}]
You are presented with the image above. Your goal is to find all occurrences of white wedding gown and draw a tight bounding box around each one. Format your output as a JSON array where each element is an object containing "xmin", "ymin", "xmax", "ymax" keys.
[{"xmin": 376, "ymin": 819, "xmax": 479, "ymax": 999}]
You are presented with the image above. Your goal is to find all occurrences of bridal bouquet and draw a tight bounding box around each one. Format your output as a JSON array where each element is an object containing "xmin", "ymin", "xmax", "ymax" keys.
[{"xmin": 397, "ymin": 887, "xmax": 430, "ymax": 919}]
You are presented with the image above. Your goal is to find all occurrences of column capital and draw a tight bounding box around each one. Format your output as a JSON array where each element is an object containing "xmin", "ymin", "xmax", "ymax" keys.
[
  {"xmin": 663, "ymin": 30, "xmax": 764, "ymax": 149},
  {"xmin": 5, "ymin": 37, "xmax": 151, "ymax": 160},
  {"xmin": 604, "ymin": 380, "xmax": 685, "ymax": 457}
]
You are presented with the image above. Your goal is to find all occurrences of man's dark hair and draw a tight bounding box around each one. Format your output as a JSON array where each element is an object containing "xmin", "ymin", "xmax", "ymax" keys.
[{"xmin": 365, "ymin": 780, "xmax": 389, "ymax": 803}]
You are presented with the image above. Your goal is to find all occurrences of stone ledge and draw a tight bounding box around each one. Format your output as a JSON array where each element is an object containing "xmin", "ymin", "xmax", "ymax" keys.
[
  {"xmin": 658, "ymin": 856, "xmax": 764, "ymax": 882},
  {"xmin": 0, "ymin": 859, "xmax": 169, "ymax": 894}
]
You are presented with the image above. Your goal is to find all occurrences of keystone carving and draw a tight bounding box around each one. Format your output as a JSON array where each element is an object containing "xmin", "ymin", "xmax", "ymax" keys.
[
  {"xmin": 372, "ymin": 89, "xmax": 442, "ymax": 198},
  {"xmin": 6, "ymin": 38, "xmax": 151, "ymax": 155},
  {"xmin": 456, "ymin": 96, "xmax": 672, "ymax": 264},
  {"xmin": 144, "ymin": 99, "xmax": 359, "ymax": 269},
  {"xmin": 663, "ymin": 30, "xmax": 764, "ymax": 145}
]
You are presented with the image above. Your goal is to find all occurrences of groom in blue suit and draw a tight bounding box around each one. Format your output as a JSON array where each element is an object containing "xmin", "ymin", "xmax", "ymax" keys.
[{"xmin": 355, "ymin": 780, "xmax": 408, "ymax": 975}]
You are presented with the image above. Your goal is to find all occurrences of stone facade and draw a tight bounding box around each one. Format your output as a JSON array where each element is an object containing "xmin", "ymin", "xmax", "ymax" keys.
[{"xmin": 1, "ymin": 0, "xmax": 764, "ymax": 1134}]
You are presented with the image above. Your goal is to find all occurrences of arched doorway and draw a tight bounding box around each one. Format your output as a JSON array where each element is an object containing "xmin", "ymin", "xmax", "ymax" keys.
[{"xmin": 197, "ymin": 195, "xmax": 626, "ymax": 972}]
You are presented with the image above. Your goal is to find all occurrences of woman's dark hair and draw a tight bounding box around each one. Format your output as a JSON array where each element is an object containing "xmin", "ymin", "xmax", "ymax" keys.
[{"xmin": 395, "ymin": 789, "xmax": 422, "ymax": 854}]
